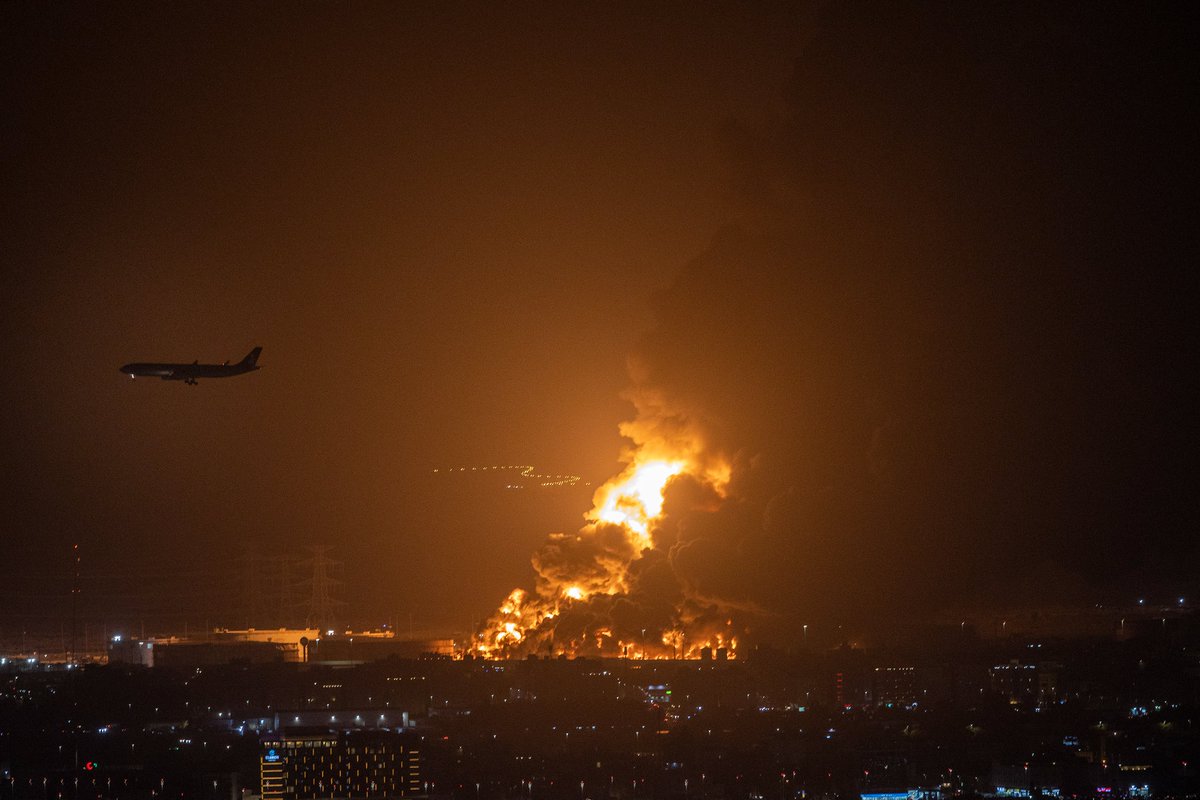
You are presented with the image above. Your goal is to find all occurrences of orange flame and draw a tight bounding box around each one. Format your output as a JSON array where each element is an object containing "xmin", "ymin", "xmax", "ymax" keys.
[
  {"xmin": 590, "ymin": 459, "xmax": 686, "ymax": 548},
  {"xmin": 473, "ymin": 428, "xmax": 731, "ymax": 659}
]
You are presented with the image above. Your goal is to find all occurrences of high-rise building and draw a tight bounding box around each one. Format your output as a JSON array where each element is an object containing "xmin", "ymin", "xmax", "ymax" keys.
[
  {"xmin": 260, "ymin": 729, "xmax": 421, "ymax": 799},
  {"xmin": 871, "ymin": 666, "xmax": 918, "ymax": 706}
]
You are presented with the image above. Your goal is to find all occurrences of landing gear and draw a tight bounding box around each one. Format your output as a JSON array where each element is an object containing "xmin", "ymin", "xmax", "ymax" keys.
[{"xmin": 185, "ymin": 378, "xmax": 198, "ymax": 386}]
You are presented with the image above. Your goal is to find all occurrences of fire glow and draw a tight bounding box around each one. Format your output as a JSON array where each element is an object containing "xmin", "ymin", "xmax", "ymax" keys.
[
  {"xmin": 591, "ymin": 459, "xmax": 685, "ymax": 546},
  {"xmin": 473, "ymin": 440, "xmax": 737, "ymax": 660}
]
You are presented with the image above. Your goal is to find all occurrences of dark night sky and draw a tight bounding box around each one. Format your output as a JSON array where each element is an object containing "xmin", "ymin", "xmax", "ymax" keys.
[{"xmin": 2, "ymin": 2, "xmax": 1196, "ymax": 639}]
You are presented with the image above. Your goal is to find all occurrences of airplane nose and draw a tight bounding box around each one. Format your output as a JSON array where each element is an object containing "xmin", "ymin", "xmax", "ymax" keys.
[{"xmin": 119, "ymin": 364, "xmax": 133, "ymax": 375}]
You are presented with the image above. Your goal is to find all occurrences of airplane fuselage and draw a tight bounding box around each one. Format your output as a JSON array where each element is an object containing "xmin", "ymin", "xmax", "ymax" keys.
[{"xmin": 120, "ymin": 347, "xmax": 262, "ymax": 385}]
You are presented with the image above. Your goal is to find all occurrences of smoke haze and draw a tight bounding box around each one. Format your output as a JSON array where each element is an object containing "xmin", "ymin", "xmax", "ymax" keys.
[
  {"xmin": 2, "ymin": 3, "xmax": 1195, "ymax": 643},
  {"xmin": 486, "ymin": 2, "xmax": 1199, "ymax": 650}
]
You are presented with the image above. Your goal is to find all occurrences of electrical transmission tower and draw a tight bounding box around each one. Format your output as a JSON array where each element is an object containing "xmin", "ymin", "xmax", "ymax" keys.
[
  {"xmin": 238, "ymin": 543, "xmax": 263, "ymax": 629},
  {"xmin": 302, "ymin": 546, "xmax": 345, "ymax": 632},
  {"xmin": 271, "ymin": 554, "xmax": 304, "ymax": 629}
]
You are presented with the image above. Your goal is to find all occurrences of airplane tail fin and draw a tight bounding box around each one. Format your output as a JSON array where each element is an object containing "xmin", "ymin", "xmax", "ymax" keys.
[{"xmin": 240, "ymin": 347, "xmax": 263, "ymax": 367}]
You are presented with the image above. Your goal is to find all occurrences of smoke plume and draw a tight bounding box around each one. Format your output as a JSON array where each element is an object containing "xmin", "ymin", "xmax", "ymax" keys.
[{"xmin": 476, "ymin": 1, "xmax": 1198, "ymax": 654}]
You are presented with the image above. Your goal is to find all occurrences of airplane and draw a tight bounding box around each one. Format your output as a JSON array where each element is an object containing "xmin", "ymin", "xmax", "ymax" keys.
[{"xmin": 120, "ymin": 347, "xmax": 263, "ymax": 385}]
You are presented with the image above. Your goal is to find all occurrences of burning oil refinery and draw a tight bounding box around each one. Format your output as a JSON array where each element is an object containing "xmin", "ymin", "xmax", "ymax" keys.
[{"xmin": 471, "ymin": 381, "xmax": 742, "ymax": 661}]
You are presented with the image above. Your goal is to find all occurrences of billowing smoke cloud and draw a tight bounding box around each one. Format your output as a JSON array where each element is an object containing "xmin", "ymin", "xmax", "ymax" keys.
[
  {"xmin": 478, "ymin": 2, "xmax": 1197, "ymax": 653},
  {"xmin": 619, "ymin": 2, "xmax": 1197, "ymax": 629}
]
